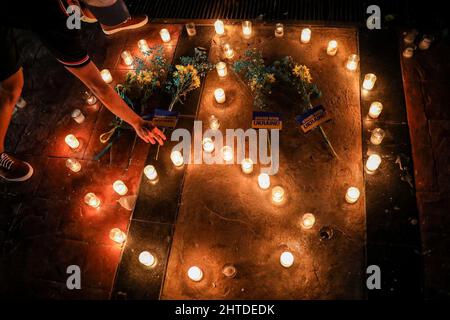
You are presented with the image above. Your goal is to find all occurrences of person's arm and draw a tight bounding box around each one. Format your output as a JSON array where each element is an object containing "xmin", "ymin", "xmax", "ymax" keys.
[{"xmin": 66, "ymin": 61, "xmax": 166, "ymax": 145}]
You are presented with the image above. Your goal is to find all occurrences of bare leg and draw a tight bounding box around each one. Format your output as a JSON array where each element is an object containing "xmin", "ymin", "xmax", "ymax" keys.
[{"xmin": 0, "ymin": 68, "xmax": 23, "ymax": 154}]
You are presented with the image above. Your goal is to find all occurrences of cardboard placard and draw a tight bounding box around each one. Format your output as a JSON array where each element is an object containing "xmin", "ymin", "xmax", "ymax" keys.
[
  {"xmin": 295, "ymin": 105, "xmax": 330, "ymax": 133},
  {"xmin": 252, "ymin": 111, "xmax": 282, "ymax": 130}
]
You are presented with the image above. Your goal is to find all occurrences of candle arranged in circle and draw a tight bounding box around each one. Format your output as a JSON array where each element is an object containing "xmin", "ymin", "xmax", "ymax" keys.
[
  {"xmin": 66, "ymin": 158, "xmax": 81, "ymax": 173},
  {"xmin": 370, "ymin": 128, "xmax": 385, "ymax": 145},
  {"xmin": 214, "ymin": 88, "xmax": 226, "ymax": 103},
  {"xmin": 346, "ymin": 54, "xmax": 359, "ymax": 71},
  {"xmin": 301, "ymin": 28, "xmax": 311, "ymax": 43},
  {"xmin": 109, "ymin": 228, "xmax": 127, "ymax": 244},
  {"xmin": 84, "ymin": 192, "xmax": 100, "ymax": 208},
  {"xmin": 144, "ymin": 165, "xmax": 158, "ymax": 181},
  {"xmin": 214, "ymin": 20, "xmax": 225, "ymax": 35},
  {"xmin": 272, "ymin": 186, "xmax": 285, "ymax": 203},
  {"xmin": 327, "ymin": 40, "xmax": 338, "ymax": 56},
  {"xmin": 187, "ymin": 266, "xmax": 203, "ymax": 282},
  {"xmin": 275, "ymin": 23, "xmax": 284, "ymax": 37},
  {"xmin": 363, "ymin": 73, "xmax": 377, "ymax": 90},
  {"xmin": 258, "ymin": 173, "xmax": 271, "ymax": 190},
  {"xmin": 242, "ymin": 20, "xmax": 252, "ymax": 37},
  {"xmin": 241, "ymin": 158, "xmax": 253, "ymax": 174},
  {"xmin": 121, "ymin": 50, "xmax": 133, "ymax": 66},
  {"xmin": 221, "ymin": 146, "xmax": 233, "ymax": 162},
  {"xmin": 345, "ymin": 187, "xmax": 360, "ymax": 204},
  {"xmin": 280, "ymin": 251, "xmax": 294, "ymax": 268},
  {"xmin": 368, "ymin": 101, "xmax": 383, "ymax": 119},
  {"xmin": 171, "ymin": 150, "xmax": 184, "ymax": 167},
  {"xmin": 113, "ymin": 180, "xmax": 128, "ymax": 196},
  {"xmin": 301, "ymin": 213, "xmax": 316, "ymax": 229},
  {"xmin": 138, "ymin": 39, "xmax": 149, "ymax": 53},
  {"xmin": 209, "ymin": 115, "xmax": 220, "ymax": 130},
  {"xmin": 185, "ymin": 22, "xmax": 196, "ymax": 36},
  {"xmin": 365, "ymin": 154, "xmax": 382, "ymax": 174},
  {"xmin": 216, "ymin": 62, "xmax": 227, "ymax": 77},
  {"xmin": 159, "ymin": 28, "xmax": 171, "ymax": 42},
  {"xmin": 65, "ymin": 134, "xmax": 80, "ymax": 150},
  {"xmin": 100, "ymin": 69, "xmax": 113, "ymax": 84},
  {"xmin": 84, "ymin": 91, "xmax": 97, "ymax": 105},
  {"xmin": 223, "ymin": 43, "xmax": 234, "ymax": 59},
  {"xmin": 139, "ymin": 251, "xmax": 156, "ymax": 267},
  {"xmin": 71, "ymin": 109, "xmax": 85, "ymax": 124},
  {"xmin": 202, "ymin": 137, "xmax": 215, "ymax": 153}
]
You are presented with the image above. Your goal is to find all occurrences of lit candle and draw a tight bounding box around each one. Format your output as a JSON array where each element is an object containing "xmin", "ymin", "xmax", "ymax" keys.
[
  {"xmin": 214, "ymin": 88, "xmax": 226, "ymax": 103},
  {"xmin": 241, "ymin": 158, "xmax": 253, "ymax": 174},
  {"xmin": 368, "ymin": 101, "xmax": 383, "ymax": 119},
  {"xmin": 272, "ymin": 186, "xmax": 285, "ymax": 203},
  {"xmin": 402, "ymin": 47, "xmax": 414, "ymax": 58},
  {"xmin": 113, "ymin": 180, "xmax": 128, "ymax": 196},
  {"xmin": 242, "ymin": 20, "xmax": 252, "ymax": 38},
  {"xmin": 66, "ymin": 158, "xmax": 81, "ymax": 173},
  {"xmin": 258, "ymin": 173, "xmax": 270, "ymax": 190},
  {"xmin": 144, "ymin": 164, "xmax": 158, "ymax": 181},
  {"xmin": 365, "ymin": 154, "xmax": 382, "ymax": 174},
  {"xmin": 185, "ymin": 22, "xmax": 196, "ymax": 36},
  {"xmin": 363, "ymin": 73, "xmax": 377, "ymax": 90},
  {"xmin": 216, "ymin": 62, "xmax": 227, "ymax": 77},
  {"xmin": 100, "ymin": 69, "xmax": 113, "ymax": 84},
  {"xmin": 370, "ymin": 128, "xmax": 385, "ymax": 145},
  {"xmin": 84, "ymin": 91, "xmax": 97, "ymax": 105},
  {"xmin": 346, "ymin": 54, "xmax": 359, "ymax": 71},
  {"xmin": 65, "ymin": 134, "xmax": 80, "ymax": 150},
  {"xmin": 84, "ymin": 192, "xmax": 100, "ymax": 208},
  {"xmin": 327, "ymin": 40, "xmax": 338, "ymax": 56},
  {"xmin": 170, "ymin": 150, "xmax": 184, "ymax": 167},
  {"xmin": 221, "ymin": 146, "xmax": 233, "ymax": 162},
  {"xmin": 214, "ymin": 20, "xmax": 225, "ymax": 35},
  {"xmin": 202, "ymin": 137, "xmax": 215, "ymax": 153},
  {"xmin": 188, "ymin": 266, "xmax": 203, "ymax": 282},
  {"xmin": 418, "ymin": 35, "xmax": 433, "ymax": 50},
  {"xmin": 345, "ymin": 187, "xmax": 360, "ymax": 204},
  {"xmin": 71, "ymin": 109, "xmax": 85, "ymax": 124},
  {"xmin": 139, "ymin": 251, "xmax": 156, "ymax": 267},
  {"xmin": 301, "ymin": 213, "xmax": 316, "ymax": 229},
  {"xmin": 138, "ymin": 39, "xmax": 149, "ymax": 53},
  {"xmin": 109, "ymin": 228, "xmax": 126, "ymax": 244},
  {"xmin": 16, "ymin": 97, "xmax": 27, "ymax": 109},
  {"xmin": 209, "ymin": 115, "xmax": 220, "ymax": 130},
  {"xmin": 274, "ymin": 23, "xmax": 284, "ymax": 37},
  {"xmin": 223, "ymin": 43, "xmax": 234, "ymax": 59},
  {"xmin": 301, "ymin": 28, "xmax": 311, "ymax": 43},
  {"xmin": 280, "ymin": 251, "xmax": 294, "ymax": 268},
  {"xmin": 121, "ymin": 50, "xmax": 133, "ymax": 66},
  {"xmin": 160, "ymin": 28, "xmax": 171, "ymax": 43}
]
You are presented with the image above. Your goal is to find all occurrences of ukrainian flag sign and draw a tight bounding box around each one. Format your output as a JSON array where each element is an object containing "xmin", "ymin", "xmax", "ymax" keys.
[
  {"xmin": 252, "ymin": 111, "xmax": 282, "ymax": 130},
  {"xmin": 295, "ymin": 105, "xmax": 330, "ymax": 133},
  {"xmin": 150, "ymin": 109, "xmax": 179, "ymax": 128}
]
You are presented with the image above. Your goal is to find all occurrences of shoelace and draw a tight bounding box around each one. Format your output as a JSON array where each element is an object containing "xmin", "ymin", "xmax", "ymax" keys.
[{"xmin": 0, "ymin": 153, "xmax": 14, "ymax": 170}]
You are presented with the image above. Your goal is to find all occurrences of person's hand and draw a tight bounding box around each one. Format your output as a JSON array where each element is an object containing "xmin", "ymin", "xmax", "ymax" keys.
[{"xmin": 132, "ymin": 118, "xmax": 166, "ymax": 145}]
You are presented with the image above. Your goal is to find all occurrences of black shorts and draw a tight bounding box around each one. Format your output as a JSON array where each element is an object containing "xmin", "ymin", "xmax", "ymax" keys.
[{"xmin": 0, "ymin": 0, "xmax": 91, "ymax": 82}]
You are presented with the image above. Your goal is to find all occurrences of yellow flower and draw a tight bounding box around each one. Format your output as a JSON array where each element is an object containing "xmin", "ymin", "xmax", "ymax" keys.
[
  {"xmin": 292, "ymin": 64, "xmax": 312, "ymax": 83},
  {"xmin": 266, "ymin": 73, "xmax": 276, "ymax": 83}
]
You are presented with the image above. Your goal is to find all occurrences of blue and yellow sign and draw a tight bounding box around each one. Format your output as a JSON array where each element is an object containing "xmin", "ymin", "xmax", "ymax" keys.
[
  {"xmin": 295, "ymin": 105, "xmax": 330, "ymax": 133},
  {"xmin": 252, "ymin": 111, "xmax": 282, "ymax": 130}
]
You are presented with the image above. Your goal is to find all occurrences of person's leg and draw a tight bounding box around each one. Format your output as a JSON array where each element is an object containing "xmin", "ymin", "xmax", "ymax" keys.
[{"xmin": 82, "ymin": 0, "xmax": 148, "ymax": 35}]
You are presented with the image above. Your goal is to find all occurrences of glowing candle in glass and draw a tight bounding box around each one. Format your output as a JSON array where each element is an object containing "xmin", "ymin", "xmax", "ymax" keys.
[
  {"xmin": 280, "ymin": 251, "xmax": 294, "ymax": 268},
  {"xmin": 144, "ymin": 164, "xmax": 158, "ymax": 181},
  {"xmin": 258, "ymin": 173, "xmax": 270, "ymax": 190},
  {"xmin": 223, "ymin": 43, "xmax": 234, "ymax": 59},
  {"xmin": 241, "ymin": 158, "xmax": 253, "ymax": 174},
  {"xmin": 370, "ymin": 128, "xmax": 385, "ymax": 145},
  {"xmin": 16, "ymin": 97, "xmax": 27, "ymax": 109},
  {"xmin": 363, "ymin": 73, "xmax": 377, "ymax": 90},
  {"xmin": 170, "ymin": 150, "xmax": 184, "ymax": 167},
  {"xmin": 214, "ymin": 88, "xmax": 226, "ymax": 103},
  {"xmin": 242, "ymin": 20, "xmax": 252, "ymax": 38},
  {"xmin": 403, "ymin": 47, "xmax": 414, "ymax": 58},
  {"xmin": 100, "ymin": 69, "xmax": 113, "ymax": 84},
  {"xmin": 216, "ymin": 62, "xmax": 227, "ymax": 77},
  {"xmin": 66, "ymin": 158, "xmax": 81, "ymax": 173},
  {"xmin": 221, "ymin": 146, "xmax": 233, "ymax": 162},
  {"xmin": 368, "ymin": 101, "xmax": 383, "ymax": 119},
  {"xmin": 138, "ymin": 39, "xmax": 149, "ymax": 53},
  {"xmin": 274, "ymin": 23, "xmax": 284, "ymax": 37},
  {"xmin": 65, "ymin": 134, "xmax": 80, "ymax": 150},
  {"xmin": 345, "ymin": 187, "xmax": 360, "ymax": 204},
  {"xmin": 109, "ymin": 228, "xmax": 126, "ymax": 244},
  {"xmin": 272, "ymin": 186, "xmax": 285, "ymax": 203},
  {"xmin": 84, "ymin": 192, "xmax": 100, "ymax": 208},
  {"xmin": 202, "ymin": 137, "xmax": 215, "ymax": 153},
  {"xmin": 346, "ymin": 54, "xmax": 359, "ymax": 71},
  {"xmin": 301, "ymin": 213, "xmax": 316, "ymax": 229},
  {"xmin": 327, "ymin": 40, "xmax": 338, "ymax": 56},
  {"xmin": 365, "ymin": 154, "xmax": 382, "ymax": 174},
  {"xmin": 185, "ymin": 22, "xmax": 196, "ymax": 36},
  {"xmin": 418, "ymin": 35, "xmax": 434, "ymax": 50},
  {"xmin": 159, "ymin": 28, "xmax": 171, "ymax": 42},
  {"xmin": 301, "ymin": 28, "xmax": 311, "ymax": 43},
  {"xmin": 71, "ymin": 109, "xmax": 85, "ymax": 124},
  {"xmin": 139, "ymin": 251, "xmax": 156, "ymax": 267},
  {"xmin": 113, "ymin": 180, "xmax": 128, "ymax": 196},
  {"xmin": 209, "ymin": 115, "xmax": 220, "ymax": 130},
  {"xmin": 214, "ymin": 20, "xmax": 225, "ymax": 35},
  {"xmin": 121, "ymin": 50, "xmax": 133, "ymax": 66},
  {"xmin": 188, "ymin": 266, "xmax": 203, "ymax": 282},
  {"xmin": 84, "ymin": 91, "xmax": 97, "ymax": 105}
]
